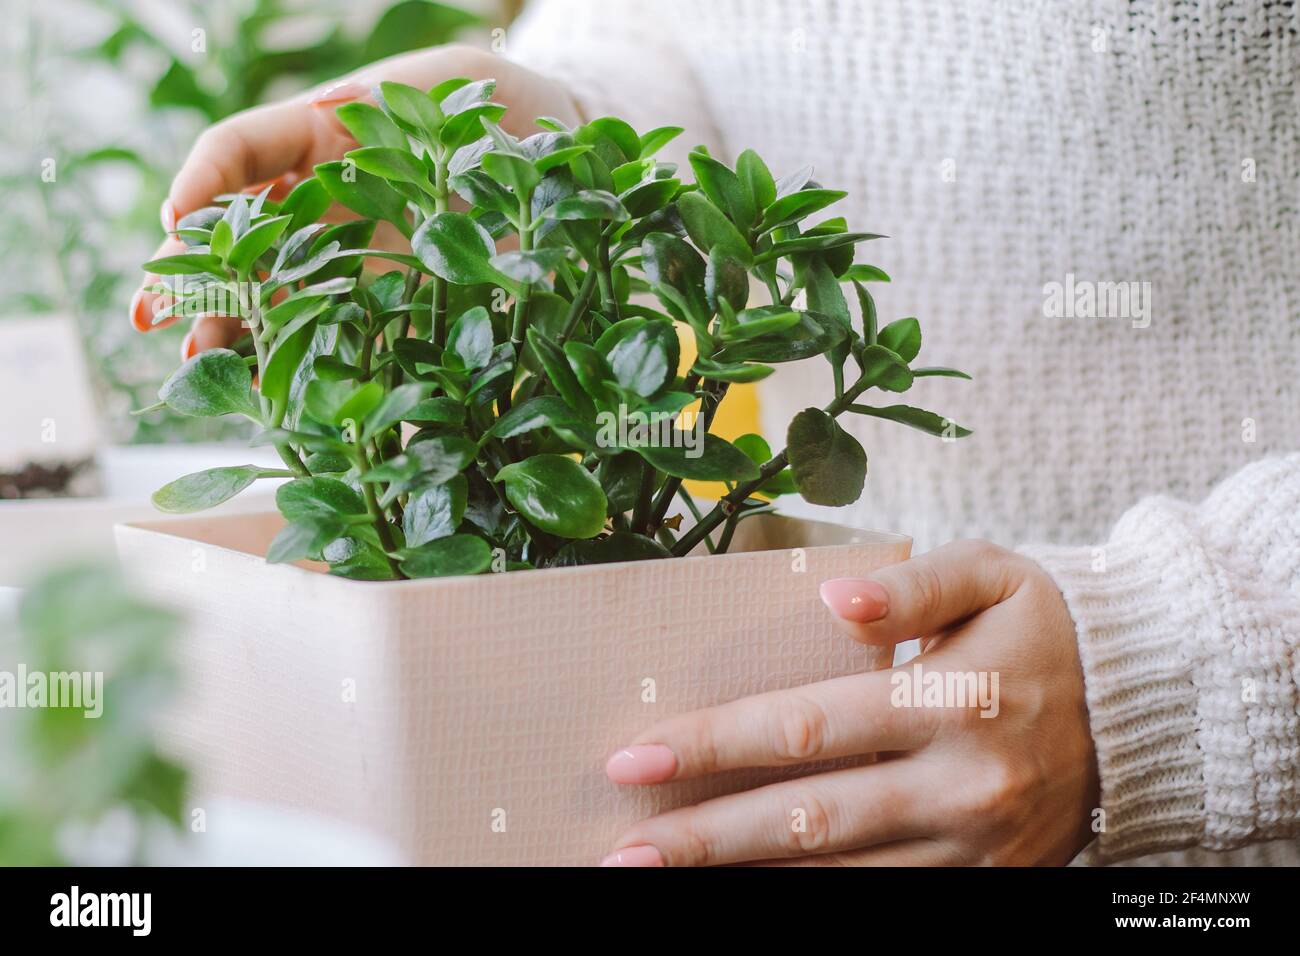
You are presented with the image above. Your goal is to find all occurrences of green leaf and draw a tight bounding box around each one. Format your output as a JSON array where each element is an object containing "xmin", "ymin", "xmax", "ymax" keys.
[
  {"xmin": 401, "ymin": 533, "xmax": 492, "ymax": 578},
  {"xmin": 315, "ymin": 160, "xmax": 407, "ymax": 224},
  {"xmin": 527, "ymin": 329, "xmax": 595, "ymax": 419},
  {"xmin": 448, "ymin": 170, "xmax": 516, "ymax": 216},
  {"xmin": 159, "ymin": 348, "xmax": 257, "ymax": 418},
  {"xmin": 228, "ymin": 215, "xmax": 290, "ymax": 275},
  {"xmin": 363, "ymin": 382, "xmax": 434, "ymax": 439},
  {"xmin": 705, "ymin": 248, "xmax": 750, "ymax": 313},
  {"xmin": 877, "ymin": 317, "xmax": 922, "ymax": 362},
  {"xmin": 365, "ymin": 436, "xmax": 477, "ymax": 497},
  {"xmin": 688, "ymin": 150, "xmax": 755, "ymax": 227},
  {"xmin": 142, "ymin": 253, "xmax": 226, "ymax": 278},
  {"xmin": 564, "ymin": 341, "xmax": 619, "ymax": 408},
  {"xmin": 912, "ymin": 366, "xmax": 972, "ymax": 380},
  {"xmin": 849, "ymin": 404, "xmax": 971, "ymax": 438},
  {"xmin": 346, "ymin": 147, "xmax": 434, "ymax": 193},
  {"xmin": 260, "ymin": 315, "xmax": 318, "ymax": 412},
  {"xmin": 596, "ymin": 452, "xmax": 644, "ymax": 514},
  {"xmin": 412, "ymin": 212, "xmax": 508, "ymax": 286},
  {"xmin": 640, "ymin": 232, "xmax": 708, "ymax": 319},
  {"xmin": 856, "ymin": 344, "xmax": 914, "ymax": 392},
  {"xmin": 843, "ymin": 264, "xmax": 892, "ymax": 284},
  {"xmin": 490, "ymin": 248, "xmax": 566, "ymax": 284},
  {"xmin": 152, "ymin": 465, "xmax": 275, "ymax": 513},
  {"xmin": 754, "ymin": 231, "xmax": 884, "ymax": 264},
  {"xmin": 786, "ymin": 408, "xmax": 867, "ymax": 506},
  {"xmin": 603, "ymin": 318, "xmax": 678, "ymax": 398},
  {"xmin": 379, "ymin": 80, "xmax": 443, "ymax": 134},
  {"xmin": 277, "ymin": 477, "xmax": 366, "ymax": 522},
  {"xmin": 690, "ymin": 357, "xmax": 775, "ymax": 383},
  {"xmin": 631, "ymin": 433, "xmax": 761, "ymax": 482},
  {"xmin": 714, "ymin": 311, "xmax": 846, "ymax": 364},
  {"xmin": 496, "ymin": 454, "xmax": 608, "ymax": 538},
  {"xmin": 486, "ymin": 395, "xmax": 588, "ymax": 441},
  {"xmin": 267, "ymin": 518, "xmax": 344, "ymax": 564},
  {"xmin": 677, "ymin": 190, "xmax": 751, "ymax": 261},
  {"xmin": 403, "ymin": 475, "xmax": 468, "ymax": 547},
  {"xmin": 586, "ymin": 117, "xmax": 642, "ymax": 163},
  {"xmin": 853, "ymin": 280, "xmax": 878, "ymax": 345},
  {"xmin": 732, "ymin": 433, "xmax": 773, "ymax": 465},
  {"xmin": 736, "ymin": 149, "xmax": 777, "ymax": 213},
  {"xmin": 323, "ymin": 536, "xmax": 398, "ymax": 580},
  {"xmin": 758, "ymin": 188, "xmax": 847, "ymax": 233},
  {"xmin": 481, "ymin": 150, "xmax": 540, "ymax": 196},
  {"xmin": 446, "ymin": 305, "xmax": 495, "ymax": 369},
  {"xmin": 639, "ymin": 126, "xmax": 684, "ymax": 159},
  {"xmin": 279, "ymin": 177, "xmax": 333, "ymax": 235},
  {"xmin": 720, "ymin": 304, "xmax": 800, "ymax": 340},
  {"xmin": 541, "ymin": 189, "xmax": 629, "ymax": 222},
  {"xmin": 335, "ymin": 102, "xmax": 408, "ymax": 150}
]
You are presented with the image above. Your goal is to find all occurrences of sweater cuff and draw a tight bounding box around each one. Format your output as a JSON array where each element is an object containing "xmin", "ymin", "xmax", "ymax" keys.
[{"xmin": 1020, "ymin": 530, "xmax": 1208, "ymax": 861}]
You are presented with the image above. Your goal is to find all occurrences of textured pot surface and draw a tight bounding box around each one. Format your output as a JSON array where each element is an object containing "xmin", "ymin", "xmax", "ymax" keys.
[{"xmin": 115, "ymin": 511, "xmax": 910, "ymax": 865}]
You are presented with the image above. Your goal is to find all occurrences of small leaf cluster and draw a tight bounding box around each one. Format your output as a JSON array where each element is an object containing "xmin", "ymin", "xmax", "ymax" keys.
[{"xmin": 141, "ymin": 78, "xmax": 969, "ymax": 580}]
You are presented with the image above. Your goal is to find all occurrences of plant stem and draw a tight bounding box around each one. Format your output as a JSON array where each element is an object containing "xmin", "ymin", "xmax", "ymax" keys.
[
  {"xmin": 646, "ymin": 376, "xmax": 721, "ymax": 530},
  {"xmin": 246, "ymin": 285, "xmax": 309, "ymax": 477},
  {"xmin": 430, "ymin": 153, "xmax": 449, "ymax": 347},
  {"xmin": 596, "ymin": 233, "xmax": 619, "ymax": 319},
  {"xmin": 630, "ymin": 459, "xmax": 658, "ymax": 533},
  {"xmin": 351, "ymin": 447, "xmax": 403, "ymax": 578}
]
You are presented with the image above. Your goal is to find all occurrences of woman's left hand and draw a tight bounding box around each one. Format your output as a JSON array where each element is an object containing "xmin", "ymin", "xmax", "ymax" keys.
[{"xmin": 601, "ymin": 540, "xmax": 1100, "ymax": 866}]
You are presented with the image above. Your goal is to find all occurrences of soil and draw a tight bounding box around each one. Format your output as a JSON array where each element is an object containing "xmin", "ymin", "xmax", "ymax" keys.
[{"xmin": 0, "ymin": 457, "xmax": 100, "ymax": 499}]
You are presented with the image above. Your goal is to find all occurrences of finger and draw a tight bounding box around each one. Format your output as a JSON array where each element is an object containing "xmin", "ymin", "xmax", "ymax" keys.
[
  {"xmin": 818, "ymin": 539, "xmax": 1024, "ymax": 646},
  {"xmin": 187, "ymin": 314, "xmax": 245, "ymax": 357},
  {"xmin": 759, "ymin": 838, "xmax": 956, "ymax": 867},
  {"xmin": 130, "ymin": 237, "xmax": 188, "ymax": 332},
  {"xmin": 168, "ymin": 98, "xmax": 320, "ymax": 217},
  {"xmin": 605, "ymin": 671, "xmax": 941, "ymax": 785},
  {"xmin": 602, "ymin": 759, "xmax": 941, "ymax": 867}
]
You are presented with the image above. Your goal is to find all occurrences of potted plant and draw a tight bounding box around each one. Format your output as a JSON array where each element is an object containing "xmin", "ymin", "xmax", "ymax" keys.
[{"xmin": 115, "ymin": 78, "xmax": 968, "ymax": 864}]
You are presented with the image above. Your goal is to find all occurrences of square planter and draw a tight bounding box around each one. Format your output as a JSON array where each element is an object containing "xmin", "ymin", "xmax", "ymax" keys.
[{"xmin": 115, "ymin": 510, "xmax": 909, "ymax": 866}]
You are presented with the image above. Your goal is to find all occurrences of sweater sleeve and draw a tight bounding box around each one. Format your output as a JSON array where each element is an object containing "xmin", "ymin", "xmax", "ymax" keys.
[
  {"xmin": 502, "ymin": 0, "xmax": 727, "ymax": 161},
  {"xmin": 1020, "ymin": 455, "xmax": 1300, "ymax": 862}
]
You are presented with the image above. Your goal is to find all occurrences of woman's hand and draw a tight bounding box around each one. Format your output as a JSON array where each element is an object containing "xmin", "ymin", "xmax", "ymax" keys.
[
  {"xmin": 129, "ymin": 44, "xmax": 580, "ymax": 356},
  {"xmin": 601, "ymin": 540, "xmax": 1100, "ymax": 866}
]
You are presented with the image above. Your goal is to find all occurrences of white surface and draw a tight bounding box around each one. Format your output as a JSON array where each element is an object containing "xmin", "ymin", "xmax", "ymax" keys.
[{"xmin": 0, "ymin": 444, "xmax": 283, "ymax": 587}]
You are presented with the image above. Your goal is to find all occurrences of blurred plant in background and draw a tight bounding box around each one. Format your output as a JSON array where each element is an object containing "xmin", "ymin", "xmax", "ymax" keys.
[
  {"xmin": 0, "ymin": 562, "xmax": 187, "ymax": 865},
  {"xmin": 1, "ymin": 0, "xmax": 486, "ymax": 444}
]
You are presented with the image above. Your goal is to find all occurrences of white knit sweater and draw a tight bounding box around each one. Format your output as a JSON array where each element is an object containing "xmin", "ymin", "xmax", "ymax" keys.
[{"xmin": 508, "ymin": 0, "xmax": 1300, "ymax": 864}]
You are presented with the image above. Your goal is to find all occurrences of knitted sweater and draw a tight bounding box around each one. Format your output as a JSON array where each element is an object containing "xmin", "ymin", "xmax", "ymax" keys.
[{"xmin": 508, "ymin": 0, "xmax": 1300, "ymax": 864}]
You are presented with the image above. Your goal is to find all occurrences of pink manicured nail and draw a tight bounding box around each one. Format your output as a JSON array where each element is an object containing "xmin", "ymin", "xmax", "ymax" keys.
[
  {"xmin": 600, "ymin": 845, "xmax": 664, "ymax": 867},
  {"xmin": 819, "ymin": 578, "xmax": 890, "ymax": 623},
  {"xmin": 160, "ymin": 198, "xmax": 176, "ymax": 233},
  {"xmin": 605, "ymin": 744, "xmax": 677, "ymax": 784},
  {"xmin": 308, "ymin": 82, "xmax": 367, "ymax": 107}
]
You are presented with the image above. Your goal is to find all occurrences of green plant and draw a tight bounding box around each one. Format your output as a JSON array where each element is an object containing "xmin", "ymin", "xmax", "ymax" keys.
[
  {"xmin": 0, "ymin": 563, "xmax": 188, "ymax": 865},
  {"xmin": 137, "ymin": 78, "xmax": 970, "ymax": 580}
]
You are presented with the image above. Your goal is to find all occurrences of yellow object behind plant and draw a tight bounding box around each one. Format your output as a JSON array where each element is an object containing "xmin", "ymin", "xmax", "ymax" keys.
[{"xmin": 676, "ymin": 325, "xmax": 761, "ymax": 501}]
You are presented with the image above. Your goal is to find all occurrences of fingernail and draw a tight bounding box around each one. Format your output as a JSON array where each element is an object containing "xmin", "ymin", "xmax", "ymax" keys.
[
  {"xmin": 129, "ymin": 288, "xmax": 154, "ymax": 332},
  {"xmin": 600, "ymin": 845, "xmax": 664, "ymax": 867},
  {"xmin": 160, "ymin": 198, "xmax": 176, "ymax": 233},
  {"xmin": 180, "ymin": 331, "xmax": 198, "ymax": 360},
  {"xmin": 308, "ymin": 81, "xmax": 366, "ymax": 107},
  {"xmin": 819, "ymin": 578, "xmax": 890, "ymax": 623},
  {"xmin": 605, "ymin": 744, "xmax": 677, "ymax": 785}
]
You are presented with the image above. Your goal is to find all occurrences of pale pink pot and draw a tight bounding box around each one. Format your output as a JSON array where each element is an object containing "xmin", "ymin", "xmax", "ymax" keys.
[{"xmin": 115, "ymin": 511, "xmax": 910, "ymax": 866}]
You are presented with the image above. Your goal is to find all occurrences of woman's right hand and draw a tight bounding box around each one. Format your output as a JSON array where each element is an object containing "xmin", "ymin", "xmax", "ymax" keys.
[{"xmin": 129, "ymin": 44, "xmax": 580, "ymax": 357}]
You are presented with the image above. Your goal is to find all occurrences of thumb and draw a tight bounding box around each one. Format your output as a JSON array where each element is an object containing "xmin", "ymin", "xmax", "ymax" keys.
[{"xmin": 818, "ymin": 539, "xmax": 1022, "ymax": 646}]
